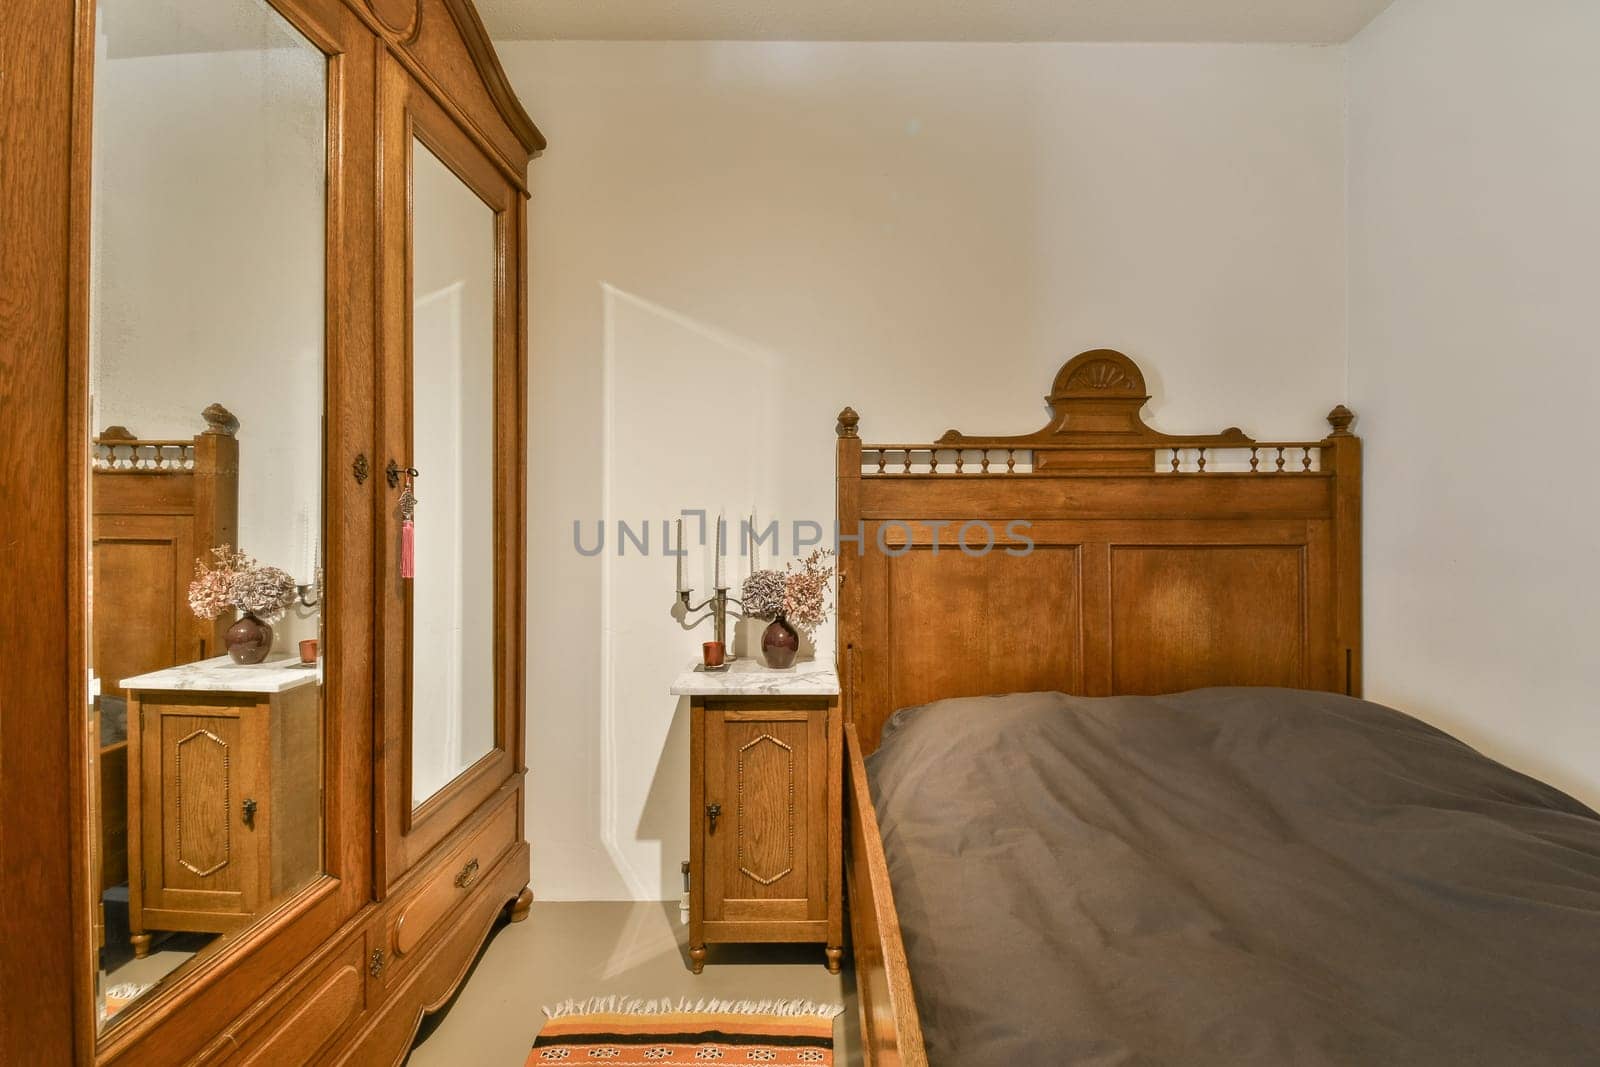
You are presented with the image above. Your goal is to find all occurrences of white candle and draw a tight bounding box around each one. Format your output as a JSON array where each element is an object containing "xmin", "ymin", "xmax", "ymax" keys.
[
  {"xmin": 675, "ymin": 517, "xmax": 687, "ymax": 592},
  {"xmin": 300, "ymin": 508, "xmax": 313, "ymax": 582},
  {"xmin": 714, "ymin": 511, "xmax": 725, "ymax": 589}
]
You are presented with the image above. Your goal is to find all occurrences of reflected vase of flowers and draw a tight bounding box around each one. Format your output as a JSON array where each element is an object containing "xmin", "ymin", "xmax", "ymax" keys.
[
  {"xmin": 188, "ymin": 546, "xmax": 298, "ymax": 664},
  {"xmin": 223, "ymin": 613, "xmax": 275, "ymax": 665}
]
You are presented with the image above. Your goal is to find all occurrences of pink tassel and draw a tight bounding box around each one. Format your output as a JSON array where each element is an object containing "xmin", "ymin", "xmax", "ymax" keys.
[{"xmin": 401, "ymin": 519, "xmax": 415, "ymax": 579}]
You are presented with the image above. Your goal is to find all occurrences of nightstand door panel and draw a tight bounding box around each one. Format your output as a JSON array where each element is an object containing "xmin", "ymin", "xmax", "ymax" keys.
[
  {"xmin": 141, "ymin": 701, "xmax": 264, "ymax": 921},
  {"xmin": 704, "ymin": 709, "xmax": 826, "ymax": 923}
]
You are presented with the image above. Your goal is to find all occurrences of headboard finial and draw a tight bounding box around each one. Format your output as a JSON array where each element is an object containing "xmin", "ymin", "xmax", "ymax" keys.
[
  {"xmin": 202, "ymin": 403, "xmax": 239, "ymax": 437},
  {"xmin": 1326, "ymin": 404, "xmax": 1356, "ymax": 437},
  {"xmin": 836, "ymin": 407, "xmax": 860, "ymax": 438}
]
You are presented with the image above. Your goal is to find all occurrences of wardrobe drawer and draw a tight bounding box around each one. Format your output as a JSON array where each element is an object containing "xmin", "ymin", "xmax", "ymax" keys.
[
  {"xmin": 390, "ymin": 792, "xmax": 518, "ymax": 964},
  {"xmin": 208, "ymin": 933, "xmax": 368, "ymax": 1067}
]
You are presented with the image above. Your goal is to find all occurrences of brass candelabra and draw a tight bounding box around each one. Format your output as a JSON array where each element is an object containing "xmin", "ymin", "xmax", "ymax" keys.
[{"xmin": 678, "ymin": 585, "xmax": 742, "ymax": 659}]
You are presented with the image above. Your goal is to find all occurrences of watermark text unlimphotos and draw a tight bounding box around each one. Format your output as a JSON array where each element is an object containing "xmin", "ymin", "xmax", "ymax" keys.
[{"xmin": 572, "ymin": 511, "xmax": 1035, "ymax": 559}]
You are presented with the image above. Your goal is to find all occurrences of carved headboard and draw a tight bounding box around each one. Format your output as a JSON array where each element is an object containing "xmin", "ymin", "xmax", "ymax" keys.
[
  {"xmin": 835, "ymin": 350, "xmax": 1361, "ymax": 751},
  {"xmin": 91, "ymin": 403, "xmax": 240, "ymax": 698}
]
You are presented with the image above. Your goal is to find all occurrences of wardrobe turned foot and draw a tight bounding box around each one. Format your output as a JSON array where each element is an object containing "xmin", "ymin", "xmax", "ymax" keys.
[
  {"xmin": 130, "ymin": 933, "xmax": 153, "ymax": 960},
  {"xmin": 824, "ymin": 945, "xmax": 843, "ymax": 974},
  {"xmin": 507, "ymin": 886, "xmax": 533, "ymax": 923},
  {"xmin": 689, "ymin": 944, "xmax": 706, "ymax": 974}
]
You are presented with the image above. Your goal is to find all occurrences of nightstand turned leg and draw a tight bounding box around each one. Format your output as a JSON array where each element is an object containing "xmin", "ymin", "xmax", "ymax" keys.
[
  {"xmin": 825, "ymin": 945, "xmax": 842, "ymax": 974},
  {"xmin": 130, "ymin": 932, "xmax": 152, "ymax": 960},
  {"xmin": 689, "ymin": 944, "xmax": 707, "ymax": 974},
  {"xmin": 507, "ymin": 886, "xmax": 533, "ymax": 923}
]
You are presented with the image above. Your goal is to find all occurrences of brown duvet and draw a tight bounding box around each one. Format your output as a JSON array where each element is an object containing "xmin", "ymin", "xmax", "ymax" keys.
[{"xmin": 865, "ymin": 688, "xmax": 1600, "ymax": 1065}]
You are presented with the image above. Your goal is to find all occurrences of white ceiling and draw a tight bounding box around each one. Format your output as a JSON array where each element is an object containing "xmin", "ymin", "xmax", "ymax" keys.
[{"xmin": 478, "ymin": 0, "xmax": 1396, "ymax": 45}]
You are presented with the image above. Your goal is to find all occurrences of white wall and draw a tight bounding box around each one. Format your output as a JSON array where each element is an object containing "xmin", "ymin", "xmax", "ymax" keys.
[
  {"xmin": 502, "ymin": 40, "xmax": 1349, "ymax": 899},
  {"xmin": 1348, "ymin": 1, "xmax": 1600, "ymax": 805}
]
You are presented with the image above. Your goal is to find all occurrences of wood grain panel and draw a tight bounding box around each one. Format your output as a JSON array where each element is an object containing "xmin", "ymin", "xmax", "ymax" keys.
[
  {"xmin": 710, "ymin": 718, "xmax": 810, "ymax": 907},
  {"xmin": 234, "ymin": 936, "xmax": 365, "ymax": 1066},
  {"xmin": 729, "ymin": 726, "xmax": 800, "ymax": 902},
  {"xmin": 91, "ymin": 472, "xmax": 195, "ymax": 515},
  {"xmin": 866, "ymin": 544, "xmax": 1081, "ymax": 748},
  {"xmin": 1109, "ymin": 545, "xmax": 1305, "ymax": 693},
  {"xmin": 268, "ymin": 684, "xmax": 323, "ymax": 898},
  {"xmin": 0, "ymin": 4, "xmax": 81, "ymax": 1055},
  {"xmin": 92, "ymin": 533, "xmax": 184, "ymax": 697},
  {"xmin": 858, "ymin": 472, "xmax": 1333, "ymax": 521},
  {"xmin": 171, "ymin": 726, "xmax": 236, "ymax": 882},
  {"xmin": 735, "ymin": 731, "xmax": 799, "ymax": 890}
]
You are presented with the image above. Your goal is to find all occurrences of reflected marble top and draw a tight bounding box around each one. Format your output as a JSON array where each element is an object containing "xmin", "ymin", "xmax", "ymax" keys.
[
  {"xmin": 669, "ymin": 657, "xmax": 839, "ymax": 697},
  {"xmin": 122, "ymin": 654, "xmax": 320, "ymax": 695}
]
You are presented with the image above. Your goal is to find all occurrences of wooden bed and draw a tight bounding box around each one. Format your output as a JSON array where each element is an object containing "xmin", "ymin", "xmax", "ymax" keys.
[
  {"xmin": 88, "ymin": 404, "xmax": 239, "ymax": 927},
  {"xmin": 91, "ymin": 402, "xmax": 239, "ymax": 698},
  {"xmin": 833, "ymin": 350, "xmax": 1360, "ymax": 1066}
]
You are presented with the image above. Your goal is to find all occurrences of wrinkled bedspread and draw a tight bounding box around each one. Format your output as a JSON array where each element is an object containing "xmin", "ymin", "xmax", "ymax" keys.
[{"xmin": 865, "ymin": 688, "xmax": 1600, "ymax": 1065}]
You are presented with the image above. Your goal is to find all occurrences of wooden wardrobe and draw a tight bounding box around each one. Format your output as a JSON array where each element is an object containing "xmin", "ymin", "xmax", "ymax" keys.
[{"xmin": 0, "ymin": 0, "xmax": 540, "ymax": 1063}]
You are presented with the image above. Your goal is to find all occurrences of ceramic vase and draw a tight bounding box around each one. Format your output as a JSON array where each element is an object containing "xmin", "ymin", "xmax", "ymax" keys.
[
  {"xmin": 760, "ymin": 615, "xmax": 799, "ymax": 669},
  {"xmin": 225, "ymin": 612, "xmax": 273, "ymax": 664}
]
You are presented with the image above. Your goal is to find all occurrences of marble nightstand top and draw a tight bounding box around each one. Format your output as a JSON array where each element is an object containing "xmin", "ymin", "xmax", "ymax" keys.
[
  {"xmin": 669, "ymin": 658, "xmax": 840, "ymax": 697},
  {"xmin": 122, "ymin": 653, "xmax": 320, "ymax": 695}
]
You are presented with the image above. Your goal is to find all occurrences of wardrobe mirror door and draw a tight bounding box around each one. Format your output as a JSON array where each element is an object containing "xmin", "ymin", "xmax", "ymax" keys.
[
  {"xmin": 87, "ymin": 0, "xmax": 328, "ymax": 1031},
  {"xmin": 408, "ymin": 136, "xmax": 498, "ymax": 811}
]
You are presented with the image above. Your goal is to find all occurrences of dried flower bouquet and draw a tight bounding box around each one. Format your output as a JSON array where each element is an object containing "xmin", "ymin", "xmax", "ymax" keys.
[
  {"xmin": 740, "ymin": 549, "xmax": 835, "ymax": 637},
  {"xmin": 187, "ymin": 545, "xmax": 297, "ymax": 624}
]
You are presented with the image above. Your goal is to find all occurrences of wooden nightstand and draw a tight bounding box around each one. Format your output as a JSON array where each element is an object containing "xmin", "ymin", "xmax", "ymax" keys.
[
  {"xmin": 122, "ymin": 655, "xmax": 322, "ymax": 958},
  {"xmin": 672, "ymin": 660, "xmax": 842, "ymax": 974}
]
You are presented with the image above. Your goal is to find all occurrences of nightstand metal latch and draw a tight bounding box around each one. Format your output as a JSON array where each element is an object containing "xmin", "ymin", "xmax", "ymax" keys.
[{"xmin": 706, "ymin": 803, "xmax": 721, "ymax": 832}]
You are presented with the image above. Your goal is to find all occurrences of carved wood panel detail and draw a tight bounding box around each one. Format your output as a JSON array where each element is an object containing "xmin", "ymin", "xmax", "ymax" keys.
[
  {"xmin": 174, "ymin": 728, "xmax": 232, "ymax": 878},
  {"xmin": 1061, "ymin": 353, "xmax": 1144, "ymax": 393},
  {"xmin": 736, "ymin": 734, "xmax": 796, "ymax": 886},
  {"xmin": 367, "ymin": 0, "xmax": 421, "ymax": 38}
]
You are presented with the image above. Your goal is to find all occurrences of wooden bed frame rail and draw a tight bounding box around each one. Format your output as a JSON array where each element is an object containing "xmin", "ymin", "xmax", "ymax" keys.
[
  {"xmin": 834, "ymin": 349, "xmax": 1360, "ymax": 1065},
  {"xmin": 844, "ymin": 723, "xmax": 927, "ymax": 1067}
]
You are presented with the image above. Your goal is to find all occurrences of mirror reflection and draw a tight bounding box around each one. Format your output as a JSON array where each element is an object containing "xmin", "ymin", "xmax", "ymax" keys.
[
  {"xmin": 88, "ymin": 0, "xmax": 327, "ymax": 1028},
  {"xmin": 409, "ymin": 137, "xmax": 498, "ymax": 809}
]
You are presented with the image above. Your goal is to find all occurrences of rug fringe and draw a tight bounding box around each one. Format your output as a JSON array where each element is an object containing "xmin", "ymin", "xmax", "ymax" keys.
[{"xmin": 543, "ymin": 995, "xmax": 844, "ymax": 1020}]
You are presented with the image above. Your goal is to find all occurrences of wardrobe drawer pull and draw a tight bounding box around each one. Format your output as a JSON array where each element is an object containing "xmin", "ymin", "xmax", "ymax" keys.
[{"xmin": 454, "ymin": 858, "xmax": 480, "ymax": 889}]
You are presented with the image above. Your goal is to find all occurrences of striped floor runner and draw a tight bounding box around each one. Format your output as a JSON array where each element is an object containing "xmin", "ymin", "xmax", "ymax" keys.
[{"xmin": 529, "ymin": 997, "xmax": 840, "ymax": 1065}]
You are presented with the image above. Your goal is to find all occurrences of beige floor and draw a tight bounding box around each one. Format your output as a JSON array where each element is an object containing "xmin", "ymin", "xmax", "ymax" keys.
[
  {"xmin": 407, "ymin": 901, "xmax": 860, "ymax": 1066},
  {"xmin": 99, "ymin": 931, "xmax": 214, "ymax": 1024}
]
